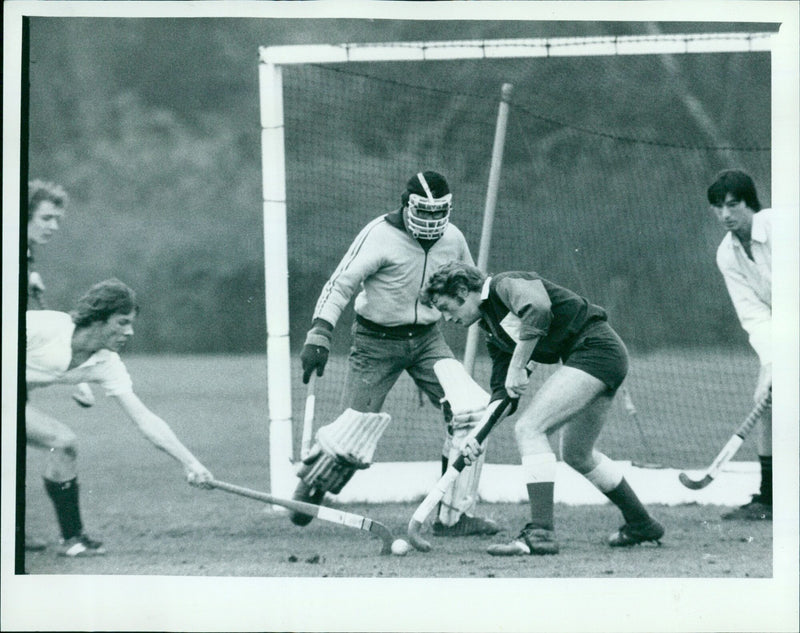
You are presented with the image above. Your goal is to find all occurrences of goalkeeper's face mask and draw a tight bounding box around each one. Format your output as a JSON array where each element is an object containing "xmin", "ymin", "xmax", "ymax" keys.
[{"xmin": 404, "ymin": 192, "xmax": 452, "ymax": 240}]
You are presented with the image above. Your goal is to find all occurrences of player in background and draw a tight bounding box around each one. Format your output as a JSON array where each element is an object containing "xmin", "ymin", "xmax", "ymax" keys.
[
  {"xmin": 26, "ymin": 278, "xmax": 214, "ymax": 556},
  {"xmin": 295, "ymin": 171, "xmax": 499, "ymax": 537},
  {"xmin": 27, "ymin": 180, "xmax": 95, "ymax": 408},
  {"xmin": 421, "ymin": 261, "xmax": 664, "ymax": 555},
  {"xmin": 707, "ymin": 169, "xmax": 772, "ymax": 520}
]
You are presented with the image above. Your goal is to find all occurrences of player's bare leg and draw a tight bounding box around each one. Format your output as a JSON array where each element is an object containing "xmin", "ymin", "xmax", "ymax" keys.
[
  {"xmin": 489, "ymin": 367, "xmax": 602, "ymax": 556},
  {"xmin": 559, "ymin": 397, "xmax": 663, "ymax": 546},
  {"xmin": 26, "ymin": 405, "xmax": 105, "ymax": 556}
]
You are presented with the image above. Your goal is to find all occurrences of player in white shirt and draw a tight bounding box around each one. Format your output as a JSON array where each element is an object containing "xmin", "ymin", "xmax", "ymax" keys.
[
  {"xmin": 25, "ymin": 180, "xmax": 95, "ymax": 552},
  {"xmin": 707, "ymin": 169, "xmax": 772, "ymax": 520},
  {"xmin": 27, "ymin": 181, "xmax": 96, "ymax": 406},
  {"xmin": 26, "ymin": 279, "xmax": 214, "ymax": 556}
]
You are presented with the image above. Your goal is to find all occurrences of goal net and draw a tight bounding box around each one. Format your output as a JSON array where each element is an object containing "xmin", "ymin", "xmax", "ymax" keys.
[{"xmin": 260, "ymin": 32, "xmax": 780, "ymax": 500}]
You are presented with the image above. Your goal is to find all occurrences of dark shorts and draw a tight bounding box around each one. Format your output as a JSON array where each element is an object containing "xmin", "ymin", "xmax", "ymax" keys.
[{"xmin": 562, "ymin": 321, "xmax": 628, "ymax": 392}]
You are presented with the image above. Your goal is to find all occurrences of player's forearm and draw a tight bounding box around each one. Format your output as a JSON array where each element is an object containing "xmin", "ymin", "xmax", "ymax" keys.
[
  {"xmin": 136, "ymin": 411, "xmax": 204, "ymax": 469},
  {"xmin": 510, "ymin": 338, "xmax": 538, "ymax": 370}
]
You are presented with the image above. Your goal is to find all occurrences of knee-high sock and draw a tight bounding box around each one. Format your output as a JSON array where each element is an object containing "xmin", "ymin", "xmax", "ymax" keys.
[
  {"xmin": 522, "ymin": 453, "xmax": 557, "ymax": 530},
  {"xmin": 759, "ymin": 455, "xmax": 772, "ymax": 503},
  {"xmin": 44, "ymin": 477, "xmax": 83, "ymax": 540},
  {"xmin": 583, "ymin": 454, "xmax": 650, "ymax": 525}
]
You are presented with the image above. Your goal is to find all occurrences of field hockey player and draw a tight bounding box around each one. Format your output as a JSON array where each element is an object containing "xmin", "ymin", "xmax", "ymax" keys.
[
  {"xmin": 421, "ymin": 261, "xmax": 665, "ymax": 555},
  {"xmin": 25, "ymin": 279, "xmax": 214, "ymax": 557},
  {"xmin": 293, "ymin": 171, "xmax": 498, "ymax": 536}
]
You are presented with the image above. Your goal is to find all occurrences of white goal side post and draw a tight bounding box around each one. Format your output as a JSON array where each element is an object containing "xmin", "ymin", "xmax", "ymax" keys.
[{"xmin": 260, "ymin": 30, "xmax": 792, "ymax": 503}]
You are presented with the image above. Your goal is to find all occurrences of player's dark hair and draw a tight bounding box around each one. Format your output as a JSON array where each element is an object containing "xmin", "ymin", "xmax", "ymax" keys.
[
  {"xmin": 28, "ymin": 180, "xmax": 69, "ymax": 218},
  {"xmin": 707, "ymin": 169, "xmax": 762, "ymax": 212},
  {"xmin": 72, "ymin": 278, "xmax": 139, "ymax": 327},
  {"xmin": 420, "ymin": 261, "xmax": 486, "ymax": 306}
]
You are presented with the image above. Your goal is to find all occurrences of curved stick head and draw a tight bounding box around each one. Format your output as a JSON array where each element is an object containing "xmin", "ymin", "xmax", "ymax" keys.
[
  {"xmin": 407, "ymin": 519, "xmax": 432, "ymax": 552},
  {"xmin": 368, "ymin": 520, "xmax": 394, "ymax": 555},
  {"xmin": 678, "ymin": 471, "xmax": 712, "ymax": 490}
]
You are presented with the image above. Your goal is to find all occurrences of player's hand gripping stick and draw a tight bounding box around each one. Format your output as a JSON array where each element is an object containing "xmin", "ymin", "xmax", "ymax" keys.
[{"xmin": 407, "ymin": 396, "xmax": 514, "ymax": 552}]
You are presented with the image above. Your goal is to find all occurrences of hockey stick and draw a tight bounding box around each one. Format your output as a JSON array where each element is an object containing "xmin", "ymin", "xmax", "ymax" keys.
[
  {"xmin": 407, "ymin": 396, "xmax": 514, "ymax": 552},
  {"xmin": 300, "ymin": 373, "xmax": 317, "ymax": 461},
  {"xmin": 210, "ymin": 479, "xmax": 394, "ymax": 555},
  {"xmin": 678, "ymin": 389, "xmax": 772, "ymax": 490},
  {"xmin": 619, "ymin": 386, "xmax": 664, "ymax": 469}
]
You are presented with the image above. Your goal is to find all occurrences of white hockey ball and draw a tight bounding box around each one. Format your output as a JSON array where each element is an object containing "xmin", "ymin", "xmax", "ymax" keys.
[{"xmin": 391, "ymin": 538, "xmax": 410, "ymax": 556}]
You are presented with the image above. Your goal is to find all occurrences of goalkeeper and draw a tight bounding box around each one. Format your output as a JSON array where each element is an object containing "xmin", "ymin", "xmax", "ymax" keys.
[
  {"xmin": 295, "ymin": 171, "xmax": 499, "ymax": 537},
  {"xmin": 420, "ymin": 261, "xmax": 664, "ymax": 555}
]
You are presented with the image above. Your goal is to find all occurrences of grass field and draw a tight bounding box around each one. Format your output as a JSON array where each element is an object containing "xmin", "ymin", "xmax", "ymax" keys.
[{"xmin": 19, "ymin": 355, "xmax": 772, "ymax": 579}]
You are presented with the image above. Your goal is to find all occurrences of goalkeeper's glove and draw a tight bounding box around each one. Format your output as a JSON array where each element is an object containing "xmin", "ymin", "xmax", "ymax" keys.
[{"xmin": 301, "ymin": 319, "xmax": 333, "ymax": 383}]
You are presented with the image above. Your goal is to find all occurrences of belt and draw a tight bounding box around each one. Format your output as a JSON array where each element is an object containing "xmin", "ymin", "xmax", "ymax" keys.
[{"xmin": 355, "ymin": 314, "xmax": 436, "ymax": 339}]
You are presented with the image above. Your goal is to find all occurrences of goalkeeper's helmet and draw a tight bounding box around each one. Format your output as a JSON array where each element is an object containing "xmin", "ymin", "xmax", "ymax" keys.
[{"xmin": 403, "ymin": 171, "xmax": 452, "ymax": 240}]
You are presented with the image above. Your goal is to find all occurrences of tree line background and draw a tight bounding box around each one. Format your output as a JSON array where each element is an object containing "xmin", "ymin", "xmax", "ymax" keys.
[{"xmin": 24, "ymin": 17, "xmax": 774, "ymax": 353}]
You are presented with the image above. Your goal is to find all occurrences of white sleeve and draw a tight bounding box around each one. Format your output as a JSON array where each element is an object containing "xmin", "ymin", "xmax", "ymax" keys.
[
  {"xmin": 313, "ymin": 221, "xmax": 385, "ymax": 327},
  {"xmin": 717, "ymin": 248, "xmax": 771, "ymax": 365},
  {"xmin": 91, "ymin": 351, "xmax": 135, "ymax": 396}
]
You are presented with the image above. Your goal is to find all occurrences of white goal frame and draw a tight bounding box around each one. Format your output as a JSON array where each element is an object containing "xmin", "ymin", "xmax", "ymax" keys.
[{"xmin": 260, "ymin": 30, "xmax": 796, "ymax": 504}]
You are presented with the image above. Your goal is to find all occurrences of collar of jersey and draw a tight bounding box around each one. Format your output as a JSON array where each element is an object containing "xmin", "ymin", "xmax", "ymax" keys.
[
  {"xmin": 750, "ymin": 211, "xmax": 769, "ymax": 243},
  {"xmin": 480, "ymin": 276, "xmax": 493, "ymax": 300}
]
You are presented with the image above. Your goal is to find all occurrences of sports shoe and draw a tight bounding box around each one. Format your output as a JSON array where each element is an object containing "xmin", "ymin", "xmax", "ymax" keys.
[
  {"xmin": 432, "ymin": 514, "xmax": 500, "ymax": 537},
  {"xmin": 721, "ymin": 495, "xmax": 772, "ymax": 521},
  {"xmin": 487, "ymin": 523, "xmax": 559, "ymax": 556},
  {"xmin": 58, "ymin": 533, "xmax": 106, "ymax": 557},
  {"xmin": 72, "ymin": 383, "xmax": 95, "ymax": 408},
  {"xmin": 288, "ymin": 480, "xmax": 325, "ymax": 526},
  {"xmin": 25, "ymin": 536, "xmax": 47, "ymax": 552},
  {"xmin": 608, "ymin": 518, "xmax": 664, "ymax": 547}
]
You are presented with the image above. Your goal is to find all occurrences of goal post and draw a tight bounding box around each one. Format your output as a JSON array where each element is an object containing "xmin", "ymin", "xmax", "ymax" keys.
[{"xmin": 260, "ymin": 31, "xmax": 786, "ymax": 503}]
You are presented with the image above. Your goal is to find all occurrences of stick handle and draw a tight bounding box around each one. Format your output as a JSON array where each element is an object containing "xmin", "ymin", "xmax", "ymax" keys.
[
  {"xmin": 704, "ymin": 436, "xmax": 742, "ymax": 479},
  {"xmin": 410, "ymin": 396, "xmax": 512, "ymax": 525},
  {"xmin": 450, "ymin": 396, "xmax": 513, "ymax": 472},
  {"xmin": 735, "ymin": 389, "xmax": 772, "ymax": 439},
  {"xmin": 210, "ymin": 479, "xmax": 394, "ymax": 554},
  {"xmin": 300, "ymin": 373, "xmax": 316, "ymax": 460},
  {"xmin": 706, "ymin": 391, "xmax": 771, "ymax": 474}
]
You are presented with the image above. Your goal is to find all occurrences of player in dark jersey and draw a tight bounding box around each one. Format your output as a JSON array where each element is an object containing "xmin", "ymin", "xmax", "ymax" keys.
[{"xmin": 421, "ymin": 261, "xmax": 664, "ymax": 555}]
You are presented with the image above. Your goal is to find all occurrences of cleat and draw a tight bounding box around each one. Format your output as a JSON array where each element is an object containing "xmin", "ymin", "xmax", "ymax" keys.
[
  {"xmin": 432, "ymin": 514, "xmax": 500, "ymax": 537},
  {"xmin": 487, "ymin": 524, "xmax": 559, "ymax": 556},
  {"xmin": 288, "ymin": 480, "xmax": 325, "ymax": 526},
  {"xmin": 72, "ymin": 383, "xmax": 95, "ymax": 408},
  {"xmin": 58, "ymin": 533, "xmax": 106, "ymax": 557},
  {"xmin": 25, "ymin": 536, "xmax": 47, "ymax": 552},
  {"xmin": 608, "ymin": 518, "xmax": 664, "ymax": 547},
  {"xmin": 721, "ymin": 495, "xmax": 772, "ymax": 521}
]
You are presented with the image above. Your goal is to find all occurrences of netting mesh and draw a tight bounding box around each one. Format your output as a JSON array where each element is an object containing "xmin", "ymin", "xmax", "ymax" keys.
[{"xmin": 278, "ymin": 47, "xmax": 770, "ymax": 468}]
